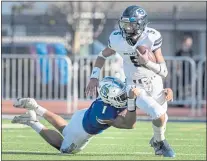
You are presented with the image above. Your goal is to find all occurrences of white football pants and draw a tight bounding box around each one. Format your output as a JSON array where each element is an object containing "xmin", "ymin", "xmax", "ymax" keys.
[{"xmin": 127, "ymin": 74, "xmax": 167, "ymax": 120}]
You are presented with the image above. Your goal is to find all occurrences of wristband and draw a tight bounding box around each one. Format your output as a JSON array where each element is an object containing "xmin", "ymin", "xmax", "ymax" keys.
[
  {"xmin": 90, "ymin": 67, "xmax": 101, "ymax": 79},
  {"xmin": 145, "ymin": 61, "xmax": 168, "ymax": 78},
  {"xmin": 127, "ymin": 98, "xmax": 136, "ymax": 112},
  {"xmin": 98, "ymin": 51, "xmax": 107, "ymax": 59}
]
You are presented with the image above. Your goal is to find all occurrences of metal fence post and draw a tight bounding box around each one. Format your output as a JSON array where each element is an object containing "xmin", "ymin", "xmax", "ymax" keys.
[
  {"xmin": 197, "ymin": 60, "xmax": 206, "ymax": 116},
  {"xmin": 2, "ymin": 54, "xmax": 73, "ymax": 114}
]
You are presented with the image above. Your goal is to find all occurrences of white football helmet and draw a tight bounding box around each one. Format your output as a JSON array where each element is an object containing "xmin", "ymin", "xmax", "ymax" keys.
[{"xmin": 97, "ymin": 76, "xmax": 127, "ymax": 108}]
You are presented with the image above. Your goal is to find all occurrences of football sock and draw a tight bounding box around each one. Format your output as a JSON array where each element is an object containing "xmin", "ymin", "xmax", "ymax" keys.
[
  {"xmin": 29, "ymin": 121, "xmax": 45, "ymax": 133},
  {"xmin": 152, "ymin": 113, "xmax": 168, "ymax": 142},
  {"xmin": 35, "ymin": 105, "xmax": 47, "ymax": 117},
  {"xmin": 152, "ymin": 123, "xmax": 166, "ymax": 142}
]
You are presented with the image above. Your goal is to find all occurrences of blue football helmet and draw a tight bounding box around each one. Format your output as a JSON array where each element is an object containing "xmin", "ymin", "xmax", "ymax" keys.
[{"xmin": 97, "ymin": 76, "xmax": 127, "ymax": 108}]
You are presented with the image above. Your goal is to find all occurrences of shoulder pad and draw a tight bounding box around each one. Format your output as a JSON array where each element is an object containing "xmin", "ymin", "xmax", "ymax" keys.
[
  {"xmin": 108, "ymin": 30, "xmax": 122, "ymax": 50},
  {"xmin": 145, "ymin": 27, "xmax": 162, "ymax": 52}
]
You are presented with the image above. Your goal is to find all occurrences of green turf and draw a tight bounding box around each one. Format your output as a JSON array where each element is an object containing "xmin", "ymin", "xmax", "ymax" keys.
[{"xmin": 2, "ymin": 119, "xmax": 206, "ymax": 160}]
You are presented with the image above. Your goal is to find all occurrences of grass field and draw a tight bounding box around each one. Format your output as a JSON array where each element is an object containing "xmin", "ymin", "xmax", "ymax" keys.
[{"xmin": 2, "ymin": 119, "xmax": 206, "ymax": 160}]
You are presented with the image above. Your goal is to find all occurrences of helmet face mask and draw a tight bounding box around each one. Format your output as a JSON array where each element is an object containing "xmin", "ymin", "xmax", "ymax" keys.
[
  {"xmin": 98, "ymin": 77, "xmax": 127, "ymax": 108},
  {"xmin": 112, "ymin": 92, "xmax": 127, "ymax": 106},
  {"xmin": 119, "ymin": 19, "xmax": 143, "ymax": 39},
  {"xmin": 119, "ymin": 6, "xmax": 148, "ymax": 45}
]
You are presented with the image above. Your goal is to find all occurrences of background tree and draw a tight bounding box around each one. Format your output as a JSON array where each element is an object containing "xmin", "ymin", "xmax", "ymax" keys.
[
  {"xmin": 46, "ymin": 2, "xmax": 115, "ymax": 55},
  {"xmin": 10, "ymin": 2, "xmax": 35, "ymax": 54}
]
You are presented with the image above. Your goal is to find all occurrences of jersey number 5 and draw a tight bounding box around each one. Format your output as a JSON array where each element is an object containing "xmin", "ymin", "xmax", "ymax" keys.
[{"xmin": 102, "ymin": 106, "xmax": 107, "ymax": 114}]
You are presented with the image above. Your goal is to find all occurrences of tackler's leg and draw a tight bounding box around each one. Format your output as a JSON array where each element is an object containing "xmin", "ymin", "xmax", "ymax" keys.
[
  {"xmin": 13, "ymin": 98, "xmax": 68, "ymax": 133},
  {"xmin": 136, "ymin": 91, "xmax": 175, "ymax": 157},
  {"xmin": 11, "ymin": 110, "xmax": 63, "ymax": 151}
]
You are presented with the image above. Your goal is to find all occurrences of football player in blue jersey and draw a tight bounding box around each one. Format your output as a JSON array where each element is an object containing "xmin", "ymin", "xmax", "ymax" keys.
[{"xmin": 11, "ymin": 76, "xmax": 173, "ymax": 154}]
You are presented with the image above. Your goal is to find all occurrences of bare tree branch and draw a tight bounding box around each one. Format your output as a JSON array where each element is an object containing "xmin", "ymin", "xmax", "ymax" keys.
[
  {"xmin": 93, "ymin": 2, "xmax": 116, "ymax": 38},
  {"xmin": 46, "ymin": 1, "xmax": 114, "ymax": 54}
]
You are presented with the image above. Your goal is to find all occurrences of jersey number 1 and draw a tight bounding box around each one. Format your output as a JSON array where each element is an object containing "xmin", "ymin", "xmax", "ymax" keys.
[{"xmin": 102, "ymin": 106, "xmax": 107, "ymax": 114}]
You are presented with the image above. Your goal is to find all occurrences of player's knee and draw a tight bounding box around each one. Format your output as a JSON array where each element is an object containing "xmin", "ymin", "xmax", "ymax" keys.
[{"xmin": 153, "ymin": 113, "xmax": 166, "ymax": 127}]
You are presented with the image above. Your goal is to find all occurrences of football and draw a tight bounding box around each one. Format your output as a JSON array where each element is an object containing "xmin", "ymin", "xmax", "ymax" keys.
[{"xmin": 136, "ymin": 45, "xmax": 157, "ymax": 63}]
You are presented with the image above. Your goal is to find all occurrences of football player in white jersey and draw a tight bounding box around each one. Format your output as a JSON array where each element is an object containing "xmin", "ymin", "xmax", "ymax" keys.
[{"xmin": 86, "ymin": 5, "xmax": 175, "ymax": 157}]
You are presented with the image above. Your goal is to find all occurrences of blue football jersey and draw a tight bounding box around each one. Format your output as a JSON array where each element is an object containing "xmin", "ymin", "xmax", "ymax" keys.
[{"xmin": 82, "ymin": 98, "xmax": 126, "ymax": 135}]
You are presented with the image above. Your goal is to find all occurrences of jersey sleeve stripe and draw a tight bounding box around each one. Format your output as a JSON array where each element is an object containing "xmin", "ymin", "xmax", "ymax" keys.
[
  {"xmin": 154, "ymin": 37, "xmax": 162, "ymax": 44},
  {"xmin": 153, "ymin": 38, "xmax": 162, "ymax": 46}
]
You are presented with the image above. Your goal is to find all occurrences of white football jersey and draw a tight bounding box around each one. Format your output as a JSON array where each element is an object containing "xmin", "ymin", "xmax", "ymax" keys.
[{"xmin": 108, "ymin": 27, "xmax": 162, "ymax": 80}]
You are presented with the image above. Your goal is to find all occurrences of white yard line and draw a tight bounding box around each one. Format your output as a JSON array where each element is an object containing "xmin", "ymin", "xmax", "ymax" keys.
[
  {"xmin": 3, "ymin": 135, "xmax": 205, "ymax": 141},
  {"xmin": 3, "ymin": 129, "xmax": 206, "ymax": 134},
  {"xmin": 2, "ymin": 124, "xmax": 29, "ymax": 129},
  {"xmin": 95, "ymin": 136, "xmax": 205, "ymax": 141},
  {"xmin": 2, "ymin": 142, "xmax": 46, "ymax": 145},
  {"xmin": 3, "ymin": 150, "xmax": 206, "ymax": 156},
  {"xmin": 2, "ymin": 142, "xmax": 205, "ymax": 148},
  {"xmin": 90, "ymin": 143, "xmax": 206, "ymax": 147}
]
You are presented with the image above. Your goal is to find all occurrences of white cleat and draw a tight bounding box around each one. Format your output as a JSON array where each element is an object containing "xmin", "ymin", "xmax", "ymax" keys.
[
  {"xmin": 13, "ymin": 98, "xmax": 38, "ymax": 110},
  {"xmin": 11, "ymin": 110, "xmax": 38, "ymax": 125}
]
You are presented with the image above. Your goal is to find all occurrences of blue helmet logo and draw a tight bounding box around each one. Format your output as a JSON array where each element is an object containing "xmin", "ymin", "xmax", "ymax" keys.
[
  {"xmin": 136, "ymin": 8, "xmax": 145, "ymax": 16},
  {"xmin": 100, "ymin": 84, "xmax": 110, "ymax": 98}
]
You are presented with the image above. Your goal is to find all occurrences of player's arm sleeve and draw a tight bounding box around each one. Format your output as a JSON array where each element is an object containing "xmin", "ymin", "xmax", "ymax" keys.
[
  {"xmin": 108, "ymin": 30, "xmax": 120, "ymax": 51},
  {"xmin": 145, "ymin": 61, "xmax": 168, "ymax": 78},
  {"xmin": 151, "ymin": 32, "xmax": 162, "ymax": 53},
  {"xmin": 146, "ymin": 31, "xmax": 168, "ymax": 78}
]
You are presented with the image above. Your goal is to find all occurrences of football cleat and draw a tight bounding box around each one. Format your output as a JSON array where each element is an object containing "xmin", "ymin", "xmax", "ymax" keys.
[
  {"xmin": 13, "ymin": 98, "xmax": 38, "ymax": 110},
  {"xmin": 11, "ymin": 110, "xmax": 38, "ymax": 125},
  {"xmin": 150, "ymin": 137, "xmax": 175, "ymax": 157}
]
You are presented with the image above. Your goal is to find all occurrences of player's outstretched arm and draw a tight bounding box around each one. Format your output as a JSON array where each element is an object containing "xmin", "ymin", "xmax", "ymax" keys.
[
  {"xmin": 108, "ymin": 110, "xmax": 137, "ymax": 129},
  {"xmin": 101, "ymin": 88, "xmax": 174, "ymax": 129},
  {"xmin": 86, "ymin": 47, "xmax": 116, "ymax": 96}
]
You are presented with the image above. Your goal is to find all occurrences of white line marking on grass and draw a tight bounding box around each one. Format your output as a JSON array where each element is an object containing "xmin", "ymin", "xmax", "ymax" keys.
[
  {"xmin": 90, "ymin": 144, "xmax": 206, "ymax": 147},
  {"xmin": 2, "ymin": 130, "xmax": 34, "ymax": 132},
  {"xmin": 133, "ymin": 152, "xmax": 206, "ymax": 156},
  {"xmin": 2, "ymin": 142, "xmax": 205, "ymax": 148},
  {"xmin": 103, "ymin": 132, "xmax": 205, "ymax": 136},
  {"xmin": 2, "ymin": 142, "xmax": 46, "ymax": 145},
  {"xmin": 4, "ymin": 150, "xmax": 43, "ymax": 153},
  {"xmin": 3, "ymin": 135, "xmax": 205, "ymax": 141},
  {"xmin": 105, "ymin": 130, "xmax": 206, "ymax": 134},
  {"xmin": 2, "ymin": 124, "xmax": 29, "ymax": 129},
  {"xmin": 3, "ymin": 135, "xmax": 35, "ymax": 138},
  {"xmin": 3, "ymin": 150, "xmax": 206, "ymax": 156},
  {"xmin": 96, "ymin": 136, "xmax": 205, "ymax": 141}
]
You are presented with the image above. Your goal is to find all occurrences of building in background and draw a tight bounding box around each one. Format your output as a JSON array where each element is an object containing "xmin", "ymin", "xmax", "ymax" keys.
[{"xmin": 2, "ymin": 1, "xmax": 206, "ymax": 58}]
